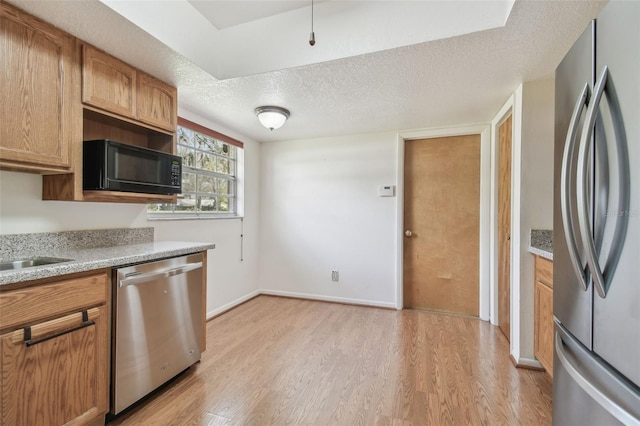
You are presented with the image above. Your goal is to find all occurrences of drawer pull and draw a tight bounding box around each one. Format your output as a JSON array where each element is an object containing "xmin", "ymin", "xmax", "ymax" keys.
[{"xmin": 23, "ymin": 310, "xmax": 95, "ymax": 347}]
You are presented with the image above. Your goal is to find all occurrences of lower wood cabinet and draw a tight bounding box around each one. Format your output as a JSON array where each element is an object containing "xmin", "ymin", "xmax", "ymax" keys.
[
  {"xmin": 534, "ymin": 256, "xmax": 554, "ymax": 376},
  {"xmin": 0, "ymin": 271, "xmax": 110, "ymax": 425}
]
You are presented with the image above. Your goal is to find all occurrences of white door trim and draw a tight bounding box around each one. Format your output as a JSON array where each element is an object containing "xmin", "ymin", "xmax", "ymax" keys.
[
  {"xmin": 395, "ymin": 124, "xmax": 491, "ymax": 321},
  {"xmin": 490, "ymin": 88, "xmax": 523, "ymax": 361}
]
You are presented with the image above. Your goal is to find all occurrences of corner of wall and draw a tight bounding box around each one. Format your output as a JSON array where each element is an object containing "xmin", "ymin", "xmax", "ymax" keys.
[{"xmin": 519, "ymin": 77, "xmax": 556, "ymax": 360}]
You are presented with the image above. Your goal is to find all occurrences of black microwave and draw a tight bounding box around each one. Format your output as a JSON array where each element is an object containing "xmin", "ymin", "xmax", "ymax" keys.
[{"xmin": 83, "ymin": 139, "xmax": 182, "ymax": 195}]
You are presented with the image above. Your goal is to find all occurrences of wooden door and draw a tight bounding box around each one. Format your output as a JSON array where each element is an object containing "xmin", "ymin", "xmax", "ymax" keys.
[
  {"xmin": 403, "ymin": 135, "xmax": 480, "ymax": 316},
  {"xmin": 498, "ymin": 115, "xmax": 512, "ymax": 340}
]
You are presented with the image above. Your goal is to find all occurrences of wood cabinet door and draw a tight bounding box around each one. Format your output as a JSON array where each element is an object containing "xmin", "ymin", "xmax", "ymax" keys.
[
  {"xmin": 0, "ymin": 3, "xmax": 74, "ymax": 170},
  {"xmin": 137, "ymin": 72, "xmax": 177, "ymax": 132},
  {"xmin": 82, "ymin": 44, "xmax": 136, "ymax": 119},
  {"xmin": 0, "ymin": 306, "xmax": 109, "ymax": 425},
  {"xmin": 534, "ymin": 280, "xmax": 554, "ymax": 376}
]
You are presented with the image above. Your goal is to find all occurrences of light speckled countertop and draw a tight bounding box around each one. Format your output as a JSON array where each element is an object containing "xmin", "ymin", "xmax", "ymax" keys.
[
  {"xmin": 0, "ymin": 227, "xmax": 215, "ymax": 287},
  {"xmin": 0, "ymin": 241, "xmax": 215, "ymax": 286},
  {"xmin": 529, "ymin": 229, "xmax": 553, "ymax": 260}
]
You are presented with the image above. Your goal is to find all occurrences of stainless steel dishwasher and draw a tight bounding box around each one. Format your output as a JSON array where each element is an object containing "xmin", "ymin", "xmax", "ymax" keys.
[{"xmin": 111, "ymin": 252, "xmax": 204, "ymax": 415}]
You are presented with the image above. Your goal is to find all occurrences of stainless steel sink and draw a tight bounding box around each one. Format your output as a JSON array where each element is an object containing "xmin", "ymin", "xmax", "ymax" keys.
[{"xmin": 0, "ymin": 257, "xmax": 73, "ymax": 271}]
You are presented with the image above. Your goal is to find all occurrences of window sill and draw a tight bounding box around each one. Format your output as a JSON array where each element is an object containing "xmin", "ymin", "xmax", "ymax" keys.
[{"xmin": 147, "ymin": 214, "xmax": 243, "ymax": 221}]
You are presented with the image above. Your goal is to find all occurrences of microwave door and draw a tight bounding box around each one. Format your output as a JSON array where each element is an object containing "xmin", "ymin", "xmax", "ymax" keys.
[{"xmin": 110, "ymin": 145, "xmax": 159, "ymax": 185}]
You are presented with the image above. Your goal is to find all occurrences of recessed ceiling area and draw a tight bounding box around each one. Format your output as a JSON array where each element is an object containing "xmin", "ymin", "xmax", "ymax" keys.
[
  {"xmin": 7, "ymin": 0, "xmax": 606, "ymax": 143},
  {"xmin": 100, "ymin": 0, "xmax": 515, "ymax": 80},
  {"xmin": 189, "ymin": 1, "xmax": 318, "ymax": 30}
]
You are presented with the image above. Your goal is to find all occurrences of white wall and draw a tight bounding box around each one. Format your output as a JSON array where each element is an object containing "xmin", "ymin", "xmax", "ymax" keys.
[
  {"xmin": 0, "ymin": 171, "xmax": 146, "ymax": 233},
  {"xmin": 258, "ymin": 132, "xmax": 398, "ymax": 308},
  {"xmin": 0, "ymin": 109, "xmax": 261, "ymax": 318},
  {"xmin": 517, "ymin": 77, "xmax": 555, "ymax": 359}
]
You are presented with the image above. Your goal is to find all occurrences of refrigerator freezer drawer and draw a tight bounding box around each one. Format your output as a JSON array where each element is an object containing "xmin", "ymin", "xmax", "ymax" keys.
[{"xmin": 553, "ymin": 323, "xmax": 640, "ymax": 426}]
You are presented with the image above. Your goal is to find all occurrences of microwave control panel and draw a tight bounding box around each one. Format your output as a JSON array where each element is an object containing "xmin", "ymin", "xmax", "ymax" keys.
[{"xmin": 171, "ymin": 160, "xmax": 182, "ymax": 186}]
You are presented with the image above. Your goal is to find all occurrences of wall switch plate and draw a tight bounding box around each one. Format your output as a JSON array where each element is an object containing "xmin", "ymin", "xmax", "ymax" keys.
[{"xmin": 378, "ymin": 185, "xmax": 395, "ymax": 197}]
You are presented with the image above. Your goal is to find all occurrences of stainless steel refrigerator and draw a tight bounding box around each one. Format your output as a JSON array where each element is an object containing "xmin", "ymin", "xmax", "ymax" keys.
[{"xmin": 553, "ymin": 1, "xmax": 640, "ymax": 425}]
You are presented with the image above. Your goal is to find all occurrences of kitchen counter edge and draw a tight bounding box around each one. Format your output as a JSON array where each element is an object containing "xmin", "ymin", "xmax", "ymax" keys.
[
  {"xmin": 0, "ymin": 241, "xmax": 215, "ymax": 287},
  {"xmin": 529, "ymin": 229, "xmax": 553, "ymax": 261},
  {"xmin": 528, "ymin": 245, "xmax": 553, "ymax": 261}
]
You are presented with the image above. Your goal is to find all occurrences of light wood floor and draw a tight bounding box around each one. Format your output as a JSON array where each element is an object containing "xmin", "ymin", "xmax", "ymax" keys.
[{"xmin": 109, "ymin": 296, "xmax": 552, "ymax": 425}]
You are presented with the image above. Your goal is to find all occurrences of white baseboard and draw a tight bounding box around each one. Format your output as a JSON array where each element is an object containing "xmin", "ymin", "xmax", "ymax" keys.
[
  {"xmin": 206, "ymin": 290, "xmax": 260, "ymax": 320},
  {"xmin": 206, "ymin": 289, "xmax": 398, "ymax": 320},
  {"xmin": 513, "ymin": 356, "xmax": 544, "ymax": 370},
  {"xmin": 259, "ymin": 289, "xmax": 397, "ymax": 309}
]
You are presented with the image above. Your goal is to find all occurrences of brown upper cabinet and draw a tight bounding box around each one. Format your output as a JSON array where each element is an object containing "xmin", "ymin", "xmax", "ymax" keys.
[
  {"xmin": 68, "ymin": 45, "xmax": 177, "ymax": 203},
  {"xmin": 82, "ymin": 44, "xmax": 137, "ymax": 120},
  {"xmin": 2, "ymin": 3, "xmax": 178, "ymax": 203},
  {"xmin": 0, "ymin": 2, "xmax": 79, "ymax": 173},
  {"xmin": 82, "ymin": 45, "xmax": 177, "ymax": 133},
  {"xmin": 137, "ymin": 71, "xmax": 178, "ymax": 132}
]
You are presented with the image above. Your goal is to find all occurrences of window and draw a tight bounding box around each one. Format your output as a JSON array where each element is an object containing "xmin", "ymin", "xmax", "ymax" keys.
[{"xmin": 147, "ymin": 118, "xmax": 243, "ymax": 218}]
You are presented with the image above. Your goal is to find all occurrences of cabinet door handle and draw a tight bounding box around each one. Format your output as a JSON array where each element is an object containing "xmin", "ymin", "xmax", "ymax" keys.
[
  {"xmin": 21, "ymin": 309, "xmax": 97, "ymax": 347},
  {"xmin": 119, "ymin": 262, "xmax": 203, "ymax": 287}
]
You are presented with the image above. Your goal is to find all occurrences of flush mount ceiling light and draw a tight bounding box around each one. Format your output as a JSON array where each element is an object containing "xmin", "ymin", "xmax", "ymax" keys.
[{"xmin": 255, "ymin": 106, "xmax": 290, "ymax": 131}]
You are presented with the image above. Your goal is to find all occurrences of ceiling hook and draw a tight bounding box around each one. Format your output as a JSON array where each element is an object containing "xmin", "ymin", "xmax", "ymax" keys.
[{"xmin": 309, "ymin": 0, "xmax": 316, "ymax": 46}]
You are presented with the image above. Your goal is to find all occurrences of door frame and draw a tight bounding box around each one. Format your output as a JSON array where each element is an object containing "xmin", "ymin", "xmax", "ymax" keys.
[
  {"xmin": 490, "ymin": 92, "xmax": 526, "ymax": 363},
  {"xmin": 496, "ymin": 111, "xmax": 513, "ymax": 341},
  {"xmin": 395, "ymin": 124, "xmax": 492, "ymax": 320},
  {"xmin": 491, "ymin": 97, "xmax": 516, "ymax": 331}
]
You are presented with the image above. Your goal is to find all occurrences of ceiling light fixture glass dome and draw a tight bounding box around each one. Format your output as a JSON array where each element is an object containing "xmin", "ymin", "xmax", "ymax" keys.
[{"xmin": 255, "ymin": 106, "xmax": 290, "ymax": 131}]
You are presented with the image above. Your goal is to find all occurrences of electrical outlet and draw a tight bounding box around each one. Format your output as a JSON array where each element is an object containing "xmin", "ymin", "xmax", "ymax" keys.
[{"xmin": 331, "ymin": 270, "xmax": 339, "ymax": 282}]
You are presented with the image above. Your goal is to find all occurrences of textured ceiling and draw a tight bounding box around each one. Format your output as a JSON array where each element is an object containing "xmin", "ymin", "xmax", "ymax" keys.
[{"xmin": 8, "ymin": 0, "xmax": 606, "ymax": 144}]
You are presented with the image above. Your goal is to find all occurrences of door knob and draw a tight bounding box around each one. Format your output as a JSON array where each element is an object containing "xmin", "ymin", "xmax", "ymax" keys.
[{"xmin": 405, "ymin": 230, "xmax": 413, "ymax": 238}]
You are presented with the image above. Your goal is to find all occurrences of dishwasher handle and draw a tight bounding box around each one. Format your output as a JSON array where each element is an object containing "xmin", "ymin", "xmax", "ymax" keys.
[{"xmin": 119, "ymin": 261, "xmax": 203, "ymax": 287}]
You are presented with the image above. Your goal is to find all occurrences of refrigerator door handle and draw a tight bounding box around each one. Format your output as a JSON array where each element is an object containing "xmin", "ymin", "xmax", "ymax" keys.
[
  {"xmin": 576, "ymin": 67, "xmax": 607, "ymax": 297},
  {"xmin": 555, "ymin": 331, "xmax": 640, "ymax": 426},
  {"xmin": 576, "ymin": 65, "xmax": 631, "ymax": 298},
  {"xmin": 560, "ymin": 82, "xmax": 591, "ymax": 291}
]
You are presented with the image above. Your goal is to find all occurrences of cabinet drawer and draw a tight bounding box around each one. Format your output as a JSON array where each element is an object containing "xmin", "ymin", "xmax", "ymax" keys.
[
  {"xmin": 535, "ymin": 256, "xmax": 553, "ymax": 288},
  {"xmin": 0, "ymin": 272, "xmax": 108, "ymax": 331}
]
